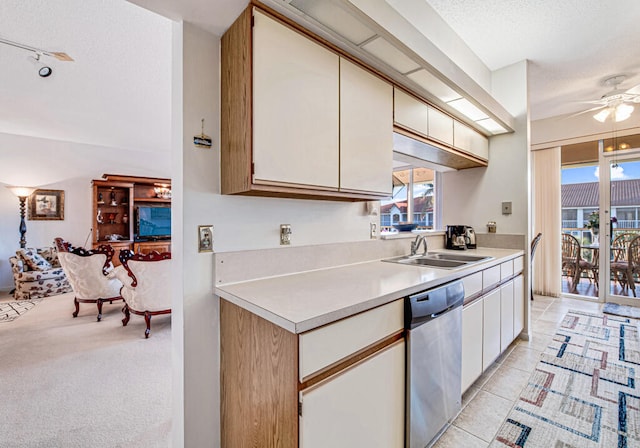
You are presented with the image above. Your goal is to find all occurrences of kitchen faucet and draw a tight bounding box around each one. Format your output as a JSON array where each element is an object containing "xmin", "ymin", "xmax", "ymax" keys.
[{"xmin": 410, "ymin": 234, "xmax": 428, "ymax": 256}]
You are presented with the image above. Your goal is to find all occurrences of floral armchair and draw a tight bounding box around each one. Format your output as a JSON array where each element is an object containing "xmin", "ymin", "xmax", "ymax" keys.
[{"xmin": 10, "ymin": 246, "xmax": 72, "ymax": 300}]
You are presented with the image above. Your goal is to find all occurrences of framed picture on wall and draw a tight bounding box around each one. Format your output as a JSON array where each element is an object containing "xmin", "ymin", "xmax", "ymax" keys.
[{"xmin": 28, "ymin": 189, "xmax": 65, "ymax": 220}]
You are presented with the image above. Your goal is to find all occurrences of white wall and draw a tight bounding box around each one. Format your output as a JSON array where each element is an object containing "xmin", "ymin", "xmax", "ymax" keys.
[
  {"xmin": 0, "ymin": 132, "xmax": 171, "ymax": 290},
  {"xmin": 441, "ymin": 61, "xmax": 529, "ymax": 236}
]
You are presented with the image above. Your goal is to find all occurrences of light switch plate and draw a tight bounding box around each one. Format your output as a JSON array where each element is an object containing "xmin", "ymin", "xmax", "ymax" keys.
[{"xmin": 502, "ymin": 201, "xmax": 512, "ymax": 215}]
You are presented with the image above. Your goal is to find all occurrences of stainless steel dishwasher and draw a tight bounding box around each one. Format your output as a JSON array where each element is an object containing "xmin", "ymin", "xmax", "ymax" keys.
[{"xmin": 405, "ymin": 280, "xmax": 464, "ymax": 448}]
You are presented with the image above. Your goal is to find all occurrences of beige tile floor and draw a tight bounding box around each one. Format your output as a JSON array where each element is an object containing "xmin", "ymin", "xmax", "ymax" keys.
[{"xmin": 433, "ymin": 294, "xmax": 603, "ymax": 448}]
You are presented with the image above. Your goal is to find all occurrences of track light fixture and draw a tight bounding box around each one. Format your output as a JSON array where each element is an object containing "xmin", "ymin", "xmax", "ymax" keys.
[
  {"xmin": 30, "ymin": 53, "xmax": 53, "ymax": 78},
  {"xmin": 0, "ymin": 37, "xmax": 73, "ymax": 78}
]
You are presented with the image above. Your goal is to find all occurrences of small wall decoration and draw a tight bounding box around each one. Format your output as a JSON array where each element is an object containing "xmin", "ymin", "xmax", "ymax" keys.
[
  {"xmin": 28, "ymin": 189, "xmax": 65, "ymax": 220},
  {"xmin": 198, "ymin": 225, "xmax": 214, "ymax": 253},
  {"xmin": 194, "ymin": 118, "xmax": 212, "ymax": 149}
]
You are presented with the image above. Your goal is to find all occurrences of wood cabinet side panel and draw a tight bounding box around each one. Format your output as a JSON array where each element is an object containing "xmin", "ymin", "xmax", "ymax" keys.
[
  {"xmin": 221, "ymin": 8, "xmax": 253, "ymax": 195},
  {"xmin": 220, "ymin": 299, "xmax": 298, "ymax": 448}
]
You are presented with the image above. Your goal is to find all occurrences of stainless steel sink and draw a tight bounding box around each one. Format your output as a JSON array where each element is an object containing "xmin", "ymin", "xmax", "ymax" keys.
[
  {"xmin": 382, "ymin": 252, "xmax": 493, "ymax": 269},
  {"xmin": 422, "ymin": 253, "xmax": 489, "ymax": 262}
]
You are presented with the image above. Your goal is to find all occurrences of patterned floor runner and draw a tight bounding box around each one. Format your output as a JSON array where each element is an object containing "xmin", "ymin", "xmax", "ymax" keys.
[
  {"xmin": 0, "ymin": 299, "xmax": 42, "ymax": 323},
  {"xmin": 492, "ymin": 310, "xmax": 640, "ymax": 447}
]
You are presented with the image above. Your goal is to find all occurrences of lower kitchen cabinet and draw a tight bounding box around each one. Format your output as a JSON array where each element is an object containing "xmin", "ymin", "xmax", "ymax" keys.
[
  {"xmin": 461, "ymin": 268, "xmax": 525, "ymax": 393},
  {"xmin": 220, "ymin": 298, "xmax": 404, "ymax": 448},
  {"xmin": 514, "ymin": 275, "xmax": 524, "ymax": 337},
  {"xmin": 482, "ymin": 289, "xmax": 501, "ymax": 371},
  {"xmin": 500, "ymin": 281, "xmax": 515, "ymax": 352},
  {"xmin": 299, "ymin": 340, "xmax": 405, "ymax": 448},
  {"xmin": 461, "ymin": 298, "xmax": 483, "ymax": 392}
]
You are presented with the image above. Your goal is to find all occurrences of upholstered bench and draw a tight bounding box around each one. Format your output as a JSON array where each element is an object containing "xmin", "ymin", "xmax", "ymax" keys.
[{"xmin": 10, "ymin": 247, "xmax": 72, "ymax": 300}]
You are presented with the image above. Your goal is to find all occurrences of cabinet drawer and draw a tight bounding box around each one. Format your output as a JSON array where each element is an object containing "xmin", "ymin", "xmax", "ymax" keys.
[
  {"xmin": 299, "ymin": 299, "xmax": 404, "ymax": 380},
  {"xmin": 462, "ymin": 272, "xmax": 482, "ymax": 300},
  {"xmin": 513, "ymin": 256, "xmax": 524, "ymax": 274},
  {"xmin": 500, "ymin": 261, "xmax": 514, "ymax": 280},
  {"xmin": 483, "ymin": 266, "xmax": 501, "ymax": 289}
]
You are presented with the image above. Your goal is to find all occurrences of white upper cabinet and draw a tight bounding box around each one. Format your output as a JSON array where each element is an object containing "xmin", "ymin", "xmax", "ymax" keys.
[
  {"xmin": 453, "ymin": 121, "xmax": 489, "ymax": 161},
  {"xmin": 340, "ymin": 58, "xmax": 393, "ymax": 195},
  {"xmin": 427, "ymin": 106, "xmax": 454, "ymax": 146},
  {"xmin": 253, "ymin": 10, "xmax": 340, "ymax": 189},
  {"xmin": 393, "ymin": 88, "xmax": 428, "ymax": 137}
]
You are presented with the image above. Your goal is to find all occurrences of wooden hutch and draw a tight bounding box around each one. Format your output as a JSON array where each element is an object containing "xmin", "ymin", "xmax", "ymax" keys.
[{"xmin": 92, "ymin": 174, "xmax": 171, "ymax": 260}]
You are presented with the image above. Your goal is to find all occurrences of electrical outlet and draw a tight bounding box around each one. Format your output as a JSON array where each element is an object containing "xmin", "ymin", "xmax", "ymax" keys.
[
  {"xmin": 280, "ymin": 224, "xmax": 292, "ymax": 245},
  {"xmin": 370, "ymin": 222, "xmax": 377, "ymax": 239},
  {"xmin": 502, "ymin": 201, "xmax": 512, "ymax": 215}
]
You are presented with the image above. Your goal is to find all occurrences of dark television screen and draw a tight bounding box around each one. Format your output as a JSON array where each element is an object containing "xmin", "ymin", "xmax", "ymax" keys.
[{"xmin": 137, "ymin": 206, "xmax": 171, "ymax": 238}]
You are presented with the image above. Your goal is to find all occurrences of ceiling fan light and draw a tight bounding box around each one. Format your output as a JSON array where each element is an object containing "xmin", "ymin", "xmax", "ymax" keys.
[
  {"xmin": 593, "ymin": 108, "xmax": 611, "ymax": 122},
  {"xmin": 614, "ymin": 103, "xmax": 634, "ymax": 122}
]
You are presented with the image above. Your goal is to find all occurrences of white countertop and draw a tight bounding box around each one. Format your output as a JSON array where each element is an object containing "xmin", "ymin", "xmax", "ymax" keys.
[{"xmin": 215, "ymin": 247, "xmax": 524, "ymax": 334}]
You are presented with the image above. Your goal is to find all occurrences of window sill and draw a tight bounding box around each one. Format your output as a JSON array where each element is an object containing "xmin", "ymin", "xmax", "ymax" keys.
[{"xmin": 380, "ymin": 229, "xmax": 445, "ymax": 240}]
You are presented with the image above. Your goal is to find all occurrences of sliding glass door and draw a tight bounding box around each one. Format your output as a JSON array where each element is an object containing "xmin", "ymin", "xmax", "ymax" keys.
[{"xmin": 601, "ymin": 148, "xmax": 640, "ymax": 305}]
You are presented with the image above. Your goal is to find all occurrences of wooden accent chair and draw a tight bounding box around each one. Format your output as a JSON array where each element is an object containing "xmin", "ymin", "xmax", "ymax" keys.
[
  {"xmin": 624, "ymin": 235, "xmax": 640, "ymax": 297},
  {"xmin": 561, "ymin": 233, "xmax": 597, "ymax": 293},
  {"xmin": 530, "ymin": 232, "xmax": 542, "ymax": 300},
  {"xmin": 54, "ymin": 238, "xmax": 124, "ymax": 321},
  {"xmin": 609, "ymin": 233, "xmax": 637, "ymax": 292},
  {"xmin": 116, "ymin": 250, "xmax": 171, "ymax": 338}
]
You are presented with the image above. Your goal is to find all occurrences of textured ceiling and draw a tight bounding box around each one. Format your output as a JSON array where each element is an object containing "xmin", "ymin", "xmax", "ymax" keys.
[
  {"xmin": 3, "ymin": 0, "xmax": 639, "ymax": 156},
  {"xmin": 0, "ymin": 0, "xmax": 172, "ymax": 153},
  {"xmin": 424, "ymin": 0, "xmax": 640, "ymax": 121}
]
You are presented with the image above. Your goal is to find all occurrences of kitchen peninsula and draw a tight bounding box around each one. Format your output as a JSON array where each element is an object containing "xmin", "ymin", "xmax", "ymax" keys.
[{"xmin": 216, "ymin": 241, "xmax": 524, "ymax": 447}]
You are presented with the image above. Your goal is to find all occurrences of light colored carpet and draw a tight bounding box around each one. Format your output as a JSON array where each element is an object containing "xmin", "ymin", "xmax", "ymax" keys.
[
  {"xmin": 0, "ymin": 292, "xmax": 171, "ymax": 447},
  {"xmin": 0, "ymin": 299, "xmax": 42, "ymax": 322},
  {"xmin": 491, "ymin": 309, "xmax": 640, "ymax": 447}
]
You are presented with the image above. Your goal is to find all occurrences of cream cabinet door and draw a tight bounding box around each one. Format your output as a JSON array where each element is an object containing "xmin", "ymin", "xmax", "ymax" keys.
[
  {"xmin": 340, "ymin": 58, "xmax": 393, "ymax": 195},
  {"xmin": 513, "ymin": 275, "xmax": 524, "ymax": 338},
  {"xmin": 453, "ymin": 121, "xmax": 489, "ymax": 160},
  {"xmin": 500, "ymin": 281, "xmax": 515, "ymax": 352},
  {"xmin": 300, "ymin": 341, "xmax": 405, "ymax": 448},
  {"xmin": 393, "ymin": 87, "xmax": 428, "ymax": 137},
  {"xmin": 462, "ymin": 299, "xmax": 483, "ymax": 393},
  {"xmin": 427, "ymin": 106, "xmax": 454, "ymax": 145},
  {"xmin": 482, "ymin": 289, "xmax": 501, "ymax": 371},
  {"xmin": 253, "ymin": 10, "xmax": 339, "ymax": 189}
]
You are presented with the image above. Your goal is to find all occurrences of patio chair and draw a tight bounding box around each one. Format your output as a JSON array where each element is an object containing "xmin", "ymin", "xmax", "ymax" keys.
[
  {"xmin": 115, "ymin": 250, "xmax": 171, "ymax": 338},
  {"xmin": 625, "ymin": 235, "xmax": 640, "ymax": 297},
  {"xmin": 610, "ymin": 233, "xmax": 637, "ymax": 291},
  {"xmin": 562, "ymin": 233, "xmax": 597, "ymax": 293},
  {"xmin": 530, "ymin": 232, "xmax": 542, "ymax": 300},
  {"xmin": 54, "ymin": 238, "xmax": 124, "ymax": 321}
]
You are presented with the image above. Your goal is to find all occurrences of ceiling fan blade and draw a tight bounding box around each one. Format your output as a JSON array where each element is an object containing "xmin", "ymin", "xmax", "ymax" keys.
[
  {"xmin": 565, "ymin": 105, "xmax": 606, "ymax": 119},
  {"xmin": 625, "ymin": 83, "xmax": 640, "ymax": 95}
]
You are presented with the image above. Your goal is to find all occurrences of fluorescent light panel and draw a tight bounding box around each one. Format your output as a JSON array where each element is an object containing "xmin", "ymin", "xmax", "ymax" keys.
[
  {"xmin": 407, "ymin": 69, "xmax": 462, "ymax": 103},
  {"xmin": 475, "ymin": 118, "xmax": 507, "ymax": 134},
  {"xmin": 361, "ymin": 36, "xmax": 420, "ymax": 74},
  {"xmin": 447, "ymin": 98, "xmax": 489, "ymax": 121},
  {"xmin": 289, "ymin": 0, "xmax": 376, "ymax": 45}
]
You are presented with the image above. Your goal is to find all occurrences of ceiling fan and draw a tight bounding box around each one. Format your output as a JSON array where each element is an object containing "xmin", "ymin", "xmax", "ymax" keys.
[{"xmin": 581, "ymin": 75, "xmax": 640, "ymax": 123}]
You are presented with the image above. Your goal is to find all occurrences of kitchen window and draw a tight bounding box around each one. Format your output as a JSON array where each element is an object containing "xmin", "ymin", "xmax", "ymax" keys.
[{"xmin": 381, "ymin": 167, "xmax": 438, "ymax": 231}]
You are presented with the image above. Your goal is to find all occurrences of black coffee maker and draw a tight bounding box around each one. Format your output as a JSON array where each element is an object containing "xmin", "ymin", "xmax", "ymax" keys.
[
  {"xmin": 446, "ymin": 225, "xmax": 467, "ymax": 250},
  {"xmin": 446, "ymin": 225, "xmax": 477, "ymax": 250}
]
